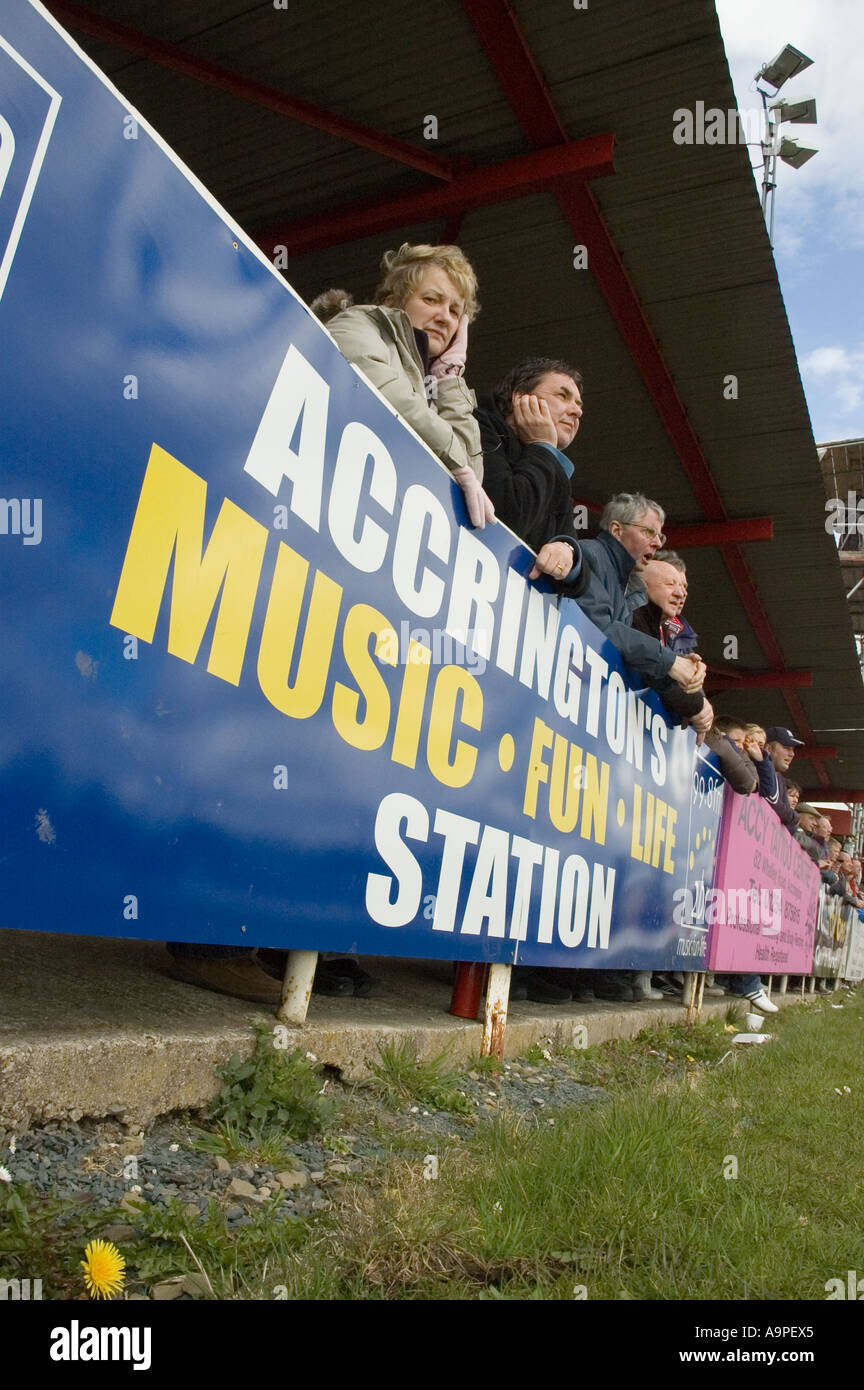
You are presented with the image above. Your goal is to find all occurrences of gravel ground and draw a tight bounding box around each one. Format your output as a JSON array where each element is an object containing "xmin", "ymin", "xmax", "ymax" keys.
[{"xmin": 1, "ymin": 1055, "xmax": 605, "ymax": 1216}]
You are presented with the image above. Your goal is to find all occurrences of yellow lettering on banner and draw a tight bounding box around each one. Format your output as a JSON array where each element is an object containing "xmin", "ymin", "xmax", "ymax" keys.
[
  {"xmin": 549, "ymin": 734, "xmax": 582, "ymax": 834},
  {"xmin": 426, "ymin": 666, "xmax": 482, "ymax": 789},
  {"xmin": 522, "ymin": 717, "xmax": 553, "ymax": 819},
  {"xmin": 651, "ymin": 799, "xmax": 668, "ymax": 868},
  {"xmin": 332, "ymin": 603, "xmax": 396, "ymax": 751},
  {"xmin": 580, "ymin": 755, "xmax": 609, "ymax": 845},
  {"xmin": 257, "ymin": 542, "xmax": 342, "ymax": 718},
  {"xmin": 391, "ymin": 641, "xmax": 432, "ymax": 769},
  {"xmin": 663, "ymin": 807, "xmax": 677, "ymax": 875},
  {"xmin": 109, "ymin": 445, "xmax": 268, "ymax": 685},
  {"xmin": 631, "ymin": 784, "xmax": 644, "ymax": 860}
]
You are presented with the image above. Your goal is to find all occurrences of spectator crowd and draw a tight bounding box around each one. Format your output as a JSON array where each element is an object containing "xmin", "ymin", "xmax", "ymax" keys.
[{"xmin": 165, "ymin": 242, "xmax": 861, "ymax": 1014}]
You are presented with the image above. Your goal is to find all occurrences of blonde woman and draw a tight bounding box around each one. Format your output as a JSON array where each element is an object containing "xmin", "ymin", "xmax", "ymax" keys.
[{"xmin": 312, "ymin": 243, "xmax": 494, "ymax": 527}]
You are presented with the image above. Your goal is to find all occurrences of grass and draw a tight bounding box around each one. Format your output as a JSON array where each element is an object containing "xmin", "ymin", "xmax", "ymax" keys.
[
  {"xmin": 369, "ymin": 1038, "xmax": 472, "ymax": 1115},
  {"xmin": 258, "ymin": 988, "xmax": 864, "ymax": 1300},
  {"xmin": 4, "ymin": 989, "xmax": 864, "ymax": 1299}
]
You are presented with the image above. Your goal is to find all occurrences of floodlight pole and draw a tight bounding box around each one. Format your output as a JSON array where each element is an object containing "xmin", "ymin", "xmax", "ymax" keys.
[{"xmin": 759, "ymin": 88, "xmax": 779, "ymax": 246}]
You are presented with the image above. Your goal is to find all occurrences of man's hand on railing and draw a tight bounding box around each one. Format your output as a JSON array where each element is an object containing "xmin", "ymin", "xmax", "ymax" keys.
[
  {"xmin": 450, "ymin": 465, "xmax": 496, "ymax": 529},
  {"xmin": 529, "ymin": 540, "xmax": 576, "ymax": 581},
  {"xmin": 669, "ymin": 654, "xmax": 705, "ymax": 692}
]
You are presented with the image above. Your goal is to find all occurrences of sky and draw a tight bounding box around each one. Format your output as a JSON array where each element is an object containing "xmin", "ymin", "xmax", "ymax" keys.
[{"xmin": 716, "ymin": 0, "xmax": 864, "ymax": 445}]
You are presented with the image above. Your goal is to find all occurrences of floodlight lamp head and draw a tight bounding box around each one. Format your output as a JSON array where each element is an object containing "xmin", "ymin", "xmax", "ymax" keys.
[
  {"xmin": 756, "ymin": 44, "xmax": 814, "ymax": 91},
  {"xmin": 770, "ymin": 96, "xmax": 818, "ymax": 124},
  {"xmin": 779, "ymin": 138, "xmax": 818, "ymax": 169}
]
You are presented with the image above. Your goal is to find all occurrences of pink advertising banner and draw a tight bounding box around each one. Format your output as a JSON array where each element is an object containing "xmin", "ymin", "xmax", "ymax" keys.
[{"xmin": 707, "ymin": 791, "xmax": 820, "ymax": 975}]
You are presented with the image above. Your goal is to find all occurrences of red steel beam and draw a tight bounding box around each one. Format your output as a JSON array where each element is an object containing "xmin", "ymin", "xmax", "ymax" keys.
[
  {"xmin": 48, "ymin": 1, "xmax": 455, "ymax": 181},
  {"xmin": 802, "ymin": 789, "xmax": 864, "ymax": 802},
  {"xmin": 705, "ymin": 670, "xmax": 812, "ymax": 689},
  {"xmin": 455, "ymin": 0, "xmax": 831, "ymax": 788},
  {"xmin": 571, "ymin": 504, "xmax": 774, "ymax": 549},
  {"xmin": 258, "ymin": 136, "xmax": 616, "ymax": 256},
  {"xmin": 666, "ymin": 518, "xmax": 773, "ymax": 548}
]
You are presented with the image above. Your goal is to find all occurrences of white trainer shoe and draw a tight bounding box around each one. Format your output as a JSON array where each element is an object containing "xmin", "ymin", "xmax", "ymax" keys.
[{"xmin": 746, "ymin": 990, "xmax": 779, "ymax": 1014}]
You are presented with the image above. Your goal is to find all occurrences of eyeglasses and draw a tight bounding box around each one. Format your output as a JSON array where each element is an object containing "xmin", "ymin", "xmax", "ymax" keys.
[{"xmin": 625, "ymin": 523, "xmax": 666, "ymax": 546}]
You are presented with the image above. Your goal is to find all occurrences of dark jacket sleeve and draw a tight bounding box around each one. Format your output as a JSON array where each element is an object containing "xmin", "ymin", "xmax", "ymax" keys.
[
  {"xmin": 564, "ymin": 545, "xmax": 676, "ymax": 684},
  {"xmin": 794, "ymin": 830, "xmax": 822, "ymax": 865},
  {"xmin": 705, "ymin": 732, "xmax": 758, "ymax": 794},
  {"xmin": 755, "ymin": 756, "xmax": 780, "ymax": 806},
  {"xmin": 479, "ymin": 438, "xmax": 574, "ymax": 549}
]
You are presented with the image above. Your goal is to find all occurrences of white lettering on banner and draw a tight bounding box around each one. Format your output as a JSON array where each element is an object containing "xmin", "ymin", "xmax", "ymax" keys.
[
  {"xmin": 444, "ymin": 528, "xmax": 500, "ymax": 663},
  {"xmin": 0, "ymin": 113, "xmax": 15, "ymax": 201},
  {"xmin": 364, "ymin": 792, "xmax": 429, "ymax": 926},
  {"xmin": 495, "ymin": 567, "xmax": 527, "ymax": 676},
  {"xmin": 366, "ymin": 793, "xmax": 616, "ymax": 949},
  {"xmin": 552, "ymin": 624, "xmax": 583, "ymax": 723},
  {"xmin": 518, "ymin": 587, "xmax": 560, "ymax": 699},
  {"xmin": 240, "ymin": 340, "xmax": 670, "ymax": 785},
  {"xmin": 391, "ymin": 484, "xmax": 450, "ymax": 616},
  {"xmin": 244, "ymin": 344, "xmax": 330, "ymax": 528},
  {"xmin": 327, "ymin": 421, "xmax": 396, "ymax": 573}
]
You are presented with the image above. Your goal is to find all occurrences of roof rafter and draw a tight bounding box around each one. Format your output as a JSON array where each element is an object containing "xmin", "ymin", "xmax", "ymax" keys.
[
  {"xmin": 47, "ymin": 0, "xmax": 456, "ymax": 180},
  {"xmin": 458, "ymin": 0, "xmax": 830, "ymax": 786},
  {"xmin": 257, "ymin": 136, "xmax": 615, "ymax": 255}
]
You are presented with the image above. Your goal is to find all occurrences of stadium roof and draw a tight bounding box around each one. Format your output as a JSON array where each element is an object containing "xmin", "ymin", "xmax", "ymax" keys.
[{"xmin": 47, "ymin": 0, "xmax": 864, "ymax": 796}]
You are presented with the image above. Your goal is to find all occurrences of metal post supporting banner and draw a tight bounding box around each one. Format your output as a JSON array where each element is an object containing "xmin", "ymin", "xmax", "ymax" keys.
[
  {"xmin": 481, "ymin": 963, "xmax": 511, "ymax": 1060},
  {"xmin": 277, "ymin": 950, "xmax": 318, "ymax": 1024},
  {"xmin": 778, "ymin": 974, "xmax": 788, "ymax": 995},
  {"xmin": 684, "ymin": 972, "xmax": 704, "ymax": 1024}
]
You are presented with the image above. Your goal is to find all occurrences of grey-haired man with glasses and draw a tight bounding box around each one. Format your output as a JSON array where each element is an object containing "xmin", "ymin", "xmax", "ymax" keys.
[{"xmin": 565, "ymin": 492, "xmax": 706, "ymax": 703}]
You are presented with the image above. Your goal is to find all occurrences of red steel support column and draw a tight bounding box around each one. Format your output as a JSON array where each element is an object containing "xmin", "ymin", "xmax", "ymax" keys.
[{"xmin": 458, "ymin": 0, "xmax": 831, "ymax": 788}]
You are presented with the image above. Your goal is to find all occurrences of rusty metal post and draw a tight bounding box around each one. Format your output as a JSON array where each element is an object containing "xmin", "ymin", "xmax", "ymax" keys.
[
  {"xmin": 480, "ymin": 963, "xmax": 511, "ymax": 1060},
  {"xmin": 684, "ymin": 971, "xmax": 704, "ymax": 1025},
  {"xmin": 277, "ymin": 949, "xmax": 317, "ymax": 1024},
  {"xmin": 449, "ymin": 962, "xmax": 487, "ymax": 1019}
]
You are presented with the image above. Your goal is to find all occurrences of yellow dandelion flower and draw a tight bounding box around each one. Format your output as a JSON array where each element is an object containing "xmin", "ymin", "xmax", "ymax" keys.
[{"xmin": 81, "ymin": 1239, "xmax": 126, "ymax": 1300}]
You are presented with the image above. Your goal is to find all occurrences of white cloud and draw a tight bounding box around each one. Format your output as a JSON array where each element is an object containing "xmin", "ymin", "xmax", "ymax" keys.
[{"xmin": 800, "ymin": 344, "xmax": 864, "ymax": 420}]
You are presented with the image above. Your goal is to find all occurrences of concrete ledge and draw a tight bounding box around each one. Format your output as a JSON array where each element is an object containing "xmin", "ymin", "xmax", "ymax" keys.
[{"xmin": 0, "ymin": 930, "xmax": 798, "ymax": 1130}]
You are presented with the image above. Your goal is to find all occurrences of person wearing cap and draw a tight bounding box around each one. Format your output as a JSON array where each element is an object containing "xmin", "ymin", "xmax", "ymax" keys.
[
  {"xmin": 794, "ymin": 803, "xmax": 826, "ymax": 866},
  {"xmin": 749, "ymin": 725, "xmax": 802, "ymax": 832}
]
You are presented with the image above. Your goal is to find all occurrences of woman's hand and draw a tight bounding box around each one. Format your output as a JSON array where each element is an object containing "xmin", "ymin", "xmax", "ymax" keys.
[
  {"xmin": 529, "ymin": 540, "xmax": 576, "ymax": 581},
  {"xmin": 451, "ymin": 465, "xmax": 496, "ymax": 528},
  {"xmin": 429, "ymin": 314, "xmax": 468, "ymax": 378},
  {"xmin": 511, "ymin": 393, "xmax": 558, "ymax": 445}
]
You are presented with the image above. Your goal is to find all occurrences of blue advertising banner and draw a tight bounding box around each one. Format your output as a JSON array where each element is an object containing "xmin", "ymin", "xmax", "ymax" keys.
[{"xmin": 0, "ymin": 1, "xmax": 721, "ymax": 968}]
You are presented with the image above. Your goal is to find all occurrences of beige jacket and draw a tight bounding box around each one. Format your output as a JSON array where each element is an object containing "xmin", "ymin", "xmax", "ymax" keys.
[{"xmin": 327, "ymin": 304, "xmax": 483, "ymax": 480}]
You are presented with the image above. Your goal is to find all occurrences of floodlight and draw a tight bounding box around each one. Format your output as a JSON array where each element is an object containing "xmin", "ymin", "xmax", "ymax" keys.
[
  {"xmin": 770, "ymin": 96, "xmax": 818, "ymax": 124},
  {"xmin": 756, "ymin": 44, "xmax": 814, "ymax": 91},
  {"xmin": 778, "ymin": 137, "xmax": 818, "ymax": 169}
]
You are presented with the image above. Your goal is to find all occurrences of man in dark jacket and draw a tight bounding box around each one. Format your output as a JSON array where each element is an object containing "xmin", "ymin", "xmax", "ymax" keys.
[
  {"xmin": 475, "ymin": 357, "xmax": 583, "ymax": 566},
  {"xmin": 756, "ymin": 726, "xmax": 802, "ymax": 832},
  {"xmin": 630, "ymin": 555, "xmax": 712, "ymax": 732},
  {"xmin": 564, "ymin": 493, "xmax": 705, "ymax": 708}
]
